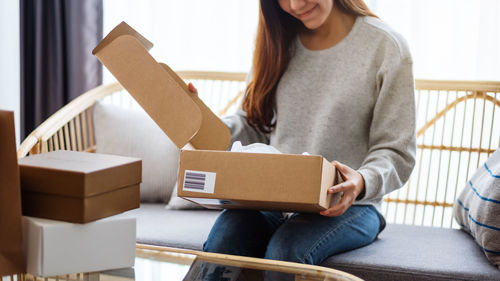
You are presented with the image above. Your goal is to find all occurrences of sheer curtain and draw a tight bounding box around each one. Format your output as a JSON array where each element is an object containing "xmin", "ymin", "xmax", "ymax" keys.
[{"xmin": 103, "ymin": 0, "xmax": 500, "ymax": 82}]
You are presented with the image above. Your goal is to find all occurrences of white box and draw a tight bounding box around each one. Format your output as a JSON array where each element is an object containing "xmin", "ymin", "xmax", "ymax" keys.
[{"xmin": 23, "ymin": 215, "xmax": 136, "ymax": 277}]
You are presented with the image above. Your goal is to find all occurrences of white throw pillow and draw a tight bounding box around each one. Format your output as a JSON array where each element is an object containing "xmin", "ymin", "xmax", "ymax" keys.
[
  {"xmin": 93, "ymin": 101, "xmax": 179, "ymax": 203},
  {"xmin": 165, "ymin": 182, "xmax": 206, "ymax": 210}
]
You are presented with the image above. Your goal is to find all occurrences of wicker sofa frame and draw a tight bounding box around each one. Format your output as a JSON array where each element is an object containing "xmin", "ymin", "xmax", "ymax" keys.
[{"xmin": 17, "ymin": 72, "xmax": 500, "ymax": 280}]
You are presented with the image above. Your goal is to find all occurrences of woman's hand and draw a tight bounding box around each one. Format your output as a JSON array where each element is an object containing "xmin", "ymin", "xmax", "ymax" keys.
[
  {"xmin": 320, "ymin": 161, "xmax": 365, "ymax": 217},
  {"xmin": 187, "ymin": 82, "xmax": 198, "ymax": 94}
]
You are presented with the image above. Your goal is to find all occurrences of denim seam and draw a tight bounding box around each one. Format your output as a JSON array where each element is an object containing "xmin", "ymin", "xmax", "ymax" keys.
[{"xmin": 301, "ymin": 207, "xmax": 372, "ymax": 263}]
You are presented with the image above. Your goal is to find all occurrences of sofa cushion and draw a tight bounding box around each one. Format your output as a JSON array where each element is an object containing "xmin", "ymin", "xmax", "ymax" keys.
[
  {"xmin": 323, "ymin": 224, "xmax": 500, "ymax": 281},
  {"xmin": 122, "ymin": 204, "xmax": 500, "ymax": 281},
  {"xmin": 93, "ymin": 102, "xmax": 180, "ymax": 203},
  {"xmin": 118, "ymin": 203, "xmax": 220, "ymax": 250},
  {"xmin": 165, "ymin": 183, "xmax": 207, "ymax": 210},
  {"xmin": 453, "ymin": 149, "xmax": 500, "ymax": 268}
]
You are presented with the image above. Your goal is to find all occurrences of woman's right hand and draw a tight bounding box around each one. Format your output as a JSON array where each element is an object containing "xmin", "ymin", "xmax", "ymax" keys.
[{"xmin": 187, "ymin": 82, "xmax": 198, "ymax": 94}]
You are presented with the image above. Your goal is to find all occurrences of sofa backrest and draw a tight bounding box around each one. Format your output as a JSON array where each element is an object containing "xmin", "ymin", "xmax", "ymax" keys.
[
  {"xmin": 17, "ymin": 75, "xmax": 500, "ymax": 228},
  {"xmin": 383, "ymin": 80, "xmax": 500, "ymax": 228}
]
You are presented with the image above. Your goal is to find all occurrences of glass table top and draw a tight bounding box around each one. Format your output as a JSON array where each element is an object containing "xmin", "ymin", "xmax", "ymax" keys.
[{"xmin": 19, "ymin": 245, "xmax": 362, "ymax": 281}]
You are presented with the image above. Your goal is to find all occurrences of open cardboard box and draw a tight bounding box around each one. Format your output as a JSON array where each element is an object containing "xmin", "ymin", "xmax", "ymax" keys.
[{"xmin": 93, "ymin": 22, "xmax": 337, "ymax": 212}]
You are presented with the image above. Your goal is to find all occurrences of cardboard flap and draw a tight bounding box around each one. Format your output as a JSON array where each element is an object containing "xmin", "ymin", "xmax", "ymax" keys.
[
  {"xmin": 92, "ymin": 21, "xmax": 153, "ymax": 55},
  {"xmin": 319, "ymin": 158, "xmax": 336, "ymax": 208},
  {"xmin": 94, "ymin": 34, "xmax": 202, "ymax": 148},
  {"xmin": 0, "ymin": 110, "xmax": 25, "ymax": 275},
  {"xmin": 159, "ymin": 63, "xmax": 230, "ymax": 150}
]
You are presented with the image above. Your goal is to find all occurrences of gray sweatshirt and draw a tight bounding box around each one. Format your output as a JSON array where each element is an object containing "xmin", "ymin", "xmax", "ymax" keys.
[{"xmin": 223, "ymin": 16, "xmax": 416, "ymax": 211}]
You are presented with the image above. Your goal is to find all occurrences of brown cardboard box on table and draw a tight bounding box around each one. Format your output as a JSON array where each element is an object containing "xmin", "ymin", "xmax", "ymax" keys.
[
  {"xmin": 0, "ymin": 110, "xmax": 25, "ymax": 275},
  {"xmin": 93, "ymin": 22, "xmax": 337, "ymax": 212},
  {"xmin": 18, "ymin": 150, "xmax": 141, "ymax": 223}
]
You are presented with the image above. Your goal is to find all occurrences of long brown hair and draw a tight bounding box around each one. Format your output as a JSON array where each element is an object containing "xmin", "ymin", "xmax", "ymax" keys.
[{"xmin": 242, "ymin": 0, "xmax": 377, "ymax": 133}]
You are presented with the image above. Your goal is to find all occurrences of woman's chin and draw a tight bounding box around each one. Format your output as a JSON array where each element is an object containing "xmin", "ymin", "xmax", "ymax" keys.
[{"xmin": 302, "ymin": 20, "xmax": 323, "ymax": 30}]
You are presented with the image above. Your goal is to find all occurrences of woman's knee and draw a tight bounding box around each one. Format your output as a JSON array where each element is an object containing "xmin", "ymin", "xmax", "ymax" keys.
[
  {"xmin": 203, "ymin": 209, "xmax": 281, "ymax": 257},
  {"xmin": 264, "ymin": 234, "xmax": 312, "ymax": 264},
  {"xmin": 264, "ymin": 207, "xmax": 381, "ymax": 265}
]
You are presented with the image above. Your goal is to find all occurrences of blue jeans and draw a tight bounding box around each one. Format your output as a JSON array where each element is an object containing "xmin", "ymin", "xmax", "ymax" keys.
[{"xmin": 203, "ymin": 205, "xmax": 382, "ymax": 265}]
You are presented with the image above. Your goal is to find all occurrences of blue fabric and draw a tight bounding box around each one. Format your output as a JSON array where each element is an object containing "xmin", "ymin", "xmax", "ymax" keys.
[
  {"xmin": 468, "ymin": 180, "xmax": 500, "ymax": 204},
  {"xmin": 203, "ymin": 205, "xmax": 381, "ymax": 265},
  {"xmin": 459, "ymin": 222, "xmax": 500, "ymax": 255},
  {"xmin": 485, "ymin": 162, "xmax": 500, "ymax": 178},
  {"xmin": 453, "ymin": 149, "xmax": 500, "ymax": 269},
  {"xmin": 457, "ymin": 199, "xmax": 500, "ymax": 232}
]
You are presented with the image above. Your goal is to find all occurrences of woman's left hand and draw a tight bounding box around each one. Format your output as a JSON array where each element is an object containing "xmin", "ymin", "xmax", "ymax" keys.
[{"xmin": 320, "ymin": 161, "xmax": 365, "ymax": 217}]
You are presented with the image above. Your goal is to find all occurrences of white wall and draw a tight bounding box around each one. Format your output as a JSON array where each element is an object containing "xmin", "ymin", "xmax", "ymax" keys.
[
  {"xmin": 2, "ymin": 0, "xmax": 496, "ymax": 147},
  {"xmin": 371, "ymin": 0, "xmax": 500, "ymax": 81},
  {"xmin": 0, "ymin": 0, "xmax": 20, "ymax": 145},
  {"xmin": 103, "ymin": 0, "xmax": 259, "ymax": 83},
  {"xmin": 103, "ymin": 0, "xmax": 500, "ymax": 81}
]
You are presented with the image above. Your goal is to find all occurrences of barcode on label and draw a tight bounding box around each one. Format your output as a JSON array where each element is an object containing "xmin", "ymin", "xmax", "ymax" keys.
[{"xmin": 182, "ymin": 170, "xmax": 216, "ymax": 194}]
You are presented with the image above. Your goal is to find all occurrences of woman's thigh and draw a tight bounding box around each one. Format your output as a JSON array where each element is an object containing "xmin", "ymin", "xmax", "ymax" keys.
[
  {"xmin": 265, "ymin": 205, "xmax": 381, "ymax": 265},
  {"xmin": 203, "ymin": 209, "xmax": 284, "ymax": 258}
]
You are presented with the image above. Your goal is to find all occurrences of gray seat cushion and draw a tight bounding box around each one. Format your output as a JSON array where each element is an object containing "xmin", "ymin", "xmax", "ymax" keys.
[
  {"xmin": 121, "ymin": 204, "xmax": 500, "ymax": 281},
  {"xmin": 322, "ymin": 224, "xmax": 500, "ymax": 281},
  {"xmin": 118, "ymin": 203, "xmax": 220, "ymax": 250}
]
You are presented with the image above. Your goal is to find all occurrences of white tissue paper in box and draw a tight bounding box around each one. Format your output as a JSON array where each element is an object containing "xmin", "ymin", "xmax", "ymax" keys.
[
  {"xmin": 23, "ymin": 215, "xmax": 136, "ymax": 277},
  {"xmin": 231, "ymin": 141, "xmax": 311, "ymax": 155}
]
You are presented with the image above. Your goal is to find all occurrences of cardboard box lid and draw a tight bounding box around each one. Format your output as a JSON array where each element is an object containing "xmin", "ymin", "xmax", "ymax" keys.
[
  {"xmin": 93, "ymin": 21, "xmax": 230, "ymax": 151},
  {"xmin": 18, "ymin": 150, "xmax": 141, "ymax": 198}
]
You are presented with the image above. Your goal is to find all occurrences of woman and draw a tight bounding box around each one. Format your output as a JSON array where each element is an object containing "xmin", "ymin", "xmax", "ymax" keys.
[{"xmin": 190, "ymin": 0, "xmax": 416, "ymax": 266}]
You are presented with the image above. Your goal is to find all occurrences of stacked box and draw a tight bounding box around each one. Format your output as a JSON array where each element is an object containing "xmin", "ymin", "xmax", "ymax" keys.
[
  {"xmin": 19, "ymin": 150, "xmax": 141, "ymax": 223},
  {"xmin": 18, "ymin": 150, "xmax": 141, "ymax": 276},
  {"xmin": 23, "ymin": 216, "xmax": 136, "ymax": 277}
]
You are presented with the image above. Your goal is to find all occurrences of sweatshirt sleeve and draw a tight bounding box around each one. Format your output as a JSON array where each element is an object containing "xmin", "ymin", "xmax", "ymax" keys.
[
  {"xmin": 221, "ymin": 68, "xmax": 270, "ymax": 146},
  {"xmin": 222, "ymin": 110, "xmax": 270, "ymax": 146},
  {"xmin": 356, "ymin": 57, "xmax": 417, "ymax": 203}
]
